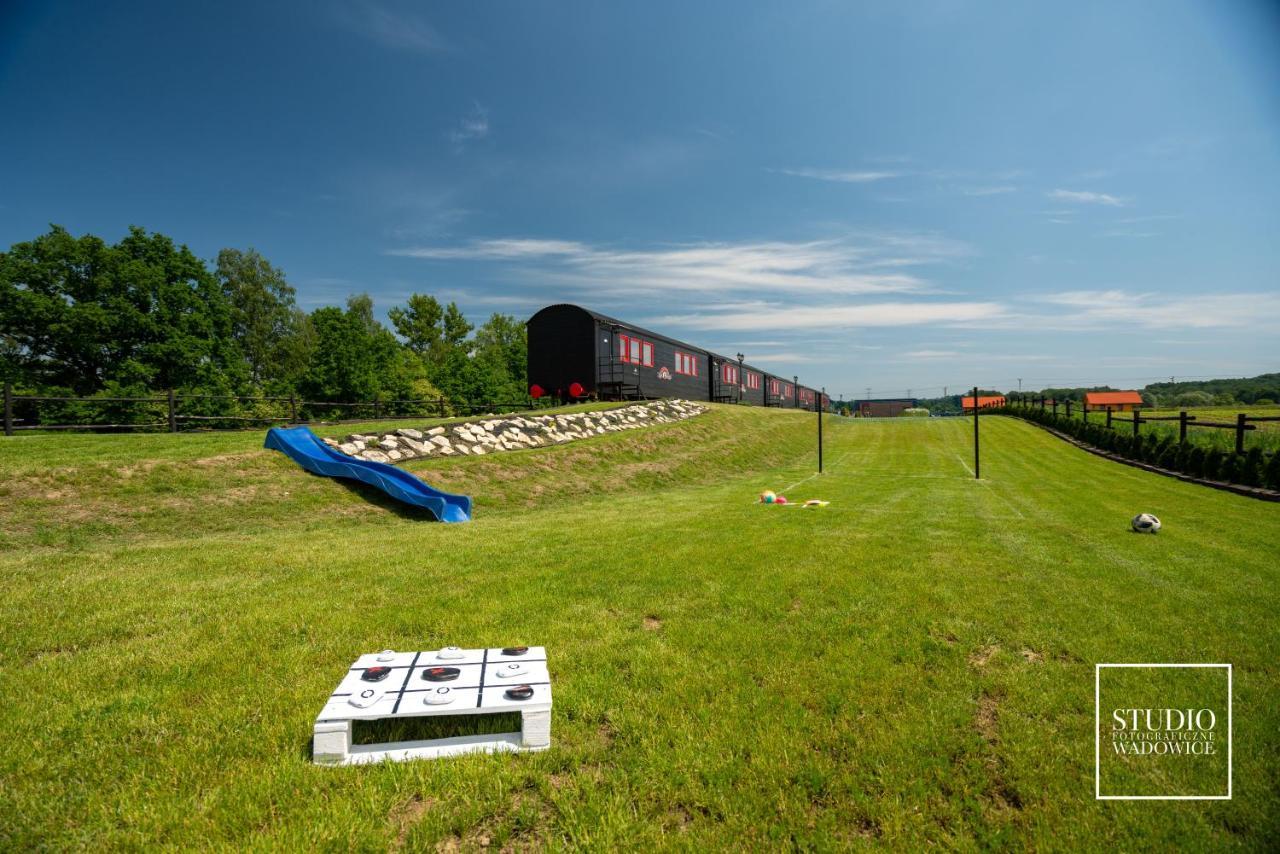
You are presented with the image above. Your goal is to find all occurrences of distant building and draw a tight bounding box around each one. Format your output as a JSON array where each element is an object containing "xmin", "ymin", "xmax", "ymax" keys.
[
  {"xmin": 962, "ymin": 395, "xmax": 1006, "ymax": 411},
  {"xmin": 1084, "ymin": 391, "xmax": 1144, "ymax": 412},
  {"xmin": 856, "ymin": 398, "xmax": 917, "ymax": 418}
]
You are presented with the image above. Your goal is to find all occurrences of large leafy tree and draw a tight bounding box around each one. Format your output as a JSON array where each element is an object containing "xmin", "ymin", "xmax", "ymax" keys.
[{"xmin": 0, "ymin": 225, "xmax": 243, "ymax": 394}]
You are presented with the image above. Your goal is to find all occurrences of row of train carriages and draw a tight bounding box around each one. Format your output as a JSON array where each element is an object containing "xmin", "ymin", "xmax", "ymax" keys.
[{"xmin": 527, "ymin": 304, "xmax": 830, "ymax": 412}]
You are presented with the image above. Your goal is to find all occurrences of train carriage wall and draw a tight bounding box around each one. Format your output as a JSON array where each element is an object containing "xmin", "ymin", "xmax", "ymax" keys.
[{"xmin": 526, "ymin": 303, "xmax": 824, "ymax": 410}]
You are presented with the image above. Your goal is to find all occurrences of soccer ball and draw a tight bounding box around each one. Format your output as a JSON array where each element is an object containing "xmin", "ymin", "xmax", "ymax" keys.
[
  {"xmin": 760, "ymin": 490, "xmax": 776, "ymax": 504},
  {"xmin": 1131, "ymin": 513, "xmax": 1161, "ymax": 533}
]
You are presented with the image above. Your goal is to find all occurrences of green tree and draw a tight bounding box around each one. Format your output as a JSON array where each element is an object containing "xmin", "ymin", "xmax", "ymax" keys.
[
  {"xmin": 216, "ymin": 248, "xmax": 309, "ymax": 388},
  {"xmin": 0, "ymin": 225, "xmax": 242, "ymax": 395}
]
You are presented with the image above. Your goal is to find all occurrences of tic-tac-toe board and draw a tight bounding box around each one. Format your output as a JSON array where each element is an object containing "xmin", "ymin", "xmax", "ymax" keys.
[{"xmin": 312, "ymin": 646, "xmax": 552, "ymax": 766}]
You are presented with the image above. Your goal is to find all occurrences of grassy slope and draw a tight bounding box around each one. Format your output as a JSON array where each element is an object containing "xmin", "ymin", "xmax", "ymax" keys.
[{"xmin": 1, "ymin": 410, "xmax": 1277, "ymax": 850}]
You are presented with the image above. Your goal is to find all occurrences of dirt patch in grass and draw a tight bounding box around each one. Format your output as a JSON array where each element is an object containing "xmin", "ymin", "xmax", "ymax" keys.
[
  {"xmin": 968, "ymin": 643, "xmax": 999, "ymax": 668},
  {"xmin": 643, "ymin": 615, "xmax": 662, "ymax": 631},
  {"xmin": 973, "ymin": 691, "xmax": 1024, "ymax": 813},
  {"xmin": 1020, "ymin": 648, "xmax": 1044, "ymax": 664},
  {"xmin": 390, "ymin": 795, "xmax": 436, "ymax": 850}
]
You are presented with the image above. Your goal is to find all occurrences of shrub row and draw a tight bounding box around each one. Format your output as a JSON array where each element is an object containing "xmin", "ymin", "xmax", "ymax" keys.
[{"xmin": 997, "ymin": 407, "xmax": 1280, "ymax": 492}]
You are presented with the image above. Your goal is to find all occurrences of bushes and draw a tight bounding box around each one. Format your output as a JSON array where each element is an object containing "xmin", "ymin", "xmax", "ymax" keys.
[{"xmin": 997, "ymin": 406, "xmax": 1280, "ymax": 492}]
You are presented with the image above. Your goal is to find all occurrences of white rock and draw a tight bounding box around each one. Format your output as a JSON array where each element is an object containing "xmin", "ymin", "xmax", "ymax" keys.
[
  {"xmin": 396, "ymin": 428, "xmax": 423, "ymax": 440},
  {"xmin": 430, "ymin": 435, "xmax": 452, "ymax": 448},
  {"xmin": 362, "ymin": 450, "xmax": 391, "ymax": 463},
  {"xmin": 427, "ymin": 426, "xmax": 446, "ymax": 437}
]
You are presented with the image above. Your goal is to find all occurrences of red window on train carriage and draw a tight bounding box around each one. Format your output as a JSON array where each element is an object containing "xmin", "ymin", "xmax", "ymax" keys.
[
  {"xmin": 746, "ymin": 371, "xmax": 760, "ymax": 391},
  {"xmin": 722, "ymin": 363, "xmax": 739, "ymax": 384},
  {"xmin": 674, "ymin": 351, "xmax": 698, "ymax": 376},
  {"xmin": 620, "ymin": 335, "xmax": 655, "ymax": 367},
  {"xmin": 768, "ymin": 378, "xmax": 779, "ymax": 396}
]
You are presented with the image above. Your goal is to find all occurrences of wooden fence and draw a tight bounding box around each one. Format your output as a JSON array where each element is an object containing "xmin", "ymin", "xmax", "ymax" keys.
[
  {"xmin": 1006, "ymin": 394, "xmax": 1279, "ymax": 454},
  {"xmin": 1, "ymin": 383, "xmax": 554, "ymax": 436}
]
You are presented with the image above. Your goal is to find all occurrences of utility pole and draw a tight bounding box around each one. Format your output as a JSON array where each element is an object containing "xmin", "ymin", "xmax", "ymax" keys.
[
  {"xmin": 818, "ymin": 387, "xmax": 824, "ymax": 473},
  {"xmin": 972, "ymin": 385, "xmax": 981, "ymax": 480},
  {"xmin": 1017, "ymin": 378, "xmax": 1022, "ymax": 393}
]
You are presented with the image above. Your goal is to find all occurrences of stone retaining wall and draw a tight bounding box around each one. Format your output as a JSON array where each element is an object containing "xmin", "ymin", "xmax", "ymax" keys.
[{"xmin": 320, "ymin": 399, "xmax": 707, "ymax": 463}]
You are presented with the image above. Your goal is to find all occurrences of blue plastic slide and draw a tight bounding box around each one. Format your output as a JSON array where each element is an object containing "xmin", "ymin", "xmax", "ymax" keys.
[{"xmin": 264, "ymin": 426, "xmax": 472, "ymax": 523}]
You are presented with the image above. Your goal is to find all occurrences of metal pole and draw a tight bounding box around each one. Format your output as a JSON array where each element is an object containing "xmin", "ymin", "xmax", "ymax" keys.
[
  {"xmin": 1236, "ymin": 413, "xmax": 1246, "ymax": 455},
  {"xmin": 3, "ymin": 382, "xmax": 12, "ymax": 437},
  {"xmin": 818, "ymin": 387, "xmax": 824, "ymax": 473},
  {"xmin": 167, "ymin": 389, "xmax": 178, "ymax": 433},
  {"xmin": 972, "ymin": 385, "xmax": 980, "ymax": 480}
]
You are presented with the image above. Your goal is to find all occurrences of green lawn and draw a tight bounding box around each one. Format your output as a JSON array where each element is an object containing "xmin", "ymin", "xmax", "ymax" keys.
[{"xmin": 1, "ymin": 408, "xmax": 1277, "ymax": 849}]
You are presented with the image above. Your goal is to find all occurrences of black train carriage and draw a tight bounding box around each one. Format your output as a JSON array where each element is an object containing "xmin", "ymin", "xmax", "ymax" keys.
[{"xmin": 526, "ymin": 303, "xmax": 823, "ymax": 409}]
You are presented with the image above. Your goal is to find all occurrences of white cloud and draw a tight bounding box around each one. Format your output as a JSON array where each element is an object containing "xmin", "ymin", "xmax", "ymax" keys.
[
  {"xmin": 903, "ymin": 349, "xmax": 962, "ymax": 359},
  {"xmin": 655, "ymin": 301, "xmax": 1008, "ymax": 332},
  {"xmin": 450, "ymin": 103, "xmax": 489, "ymax": 147},
  {"xmin": 1031, "ymin": 290, "xmax": 1280, "ymax": 329},
  {"xmin": 1047, "ymin": 189, "xmax": 1127, "ymax": 207},
  {"xmin": 389, "ymin": 234, "xmax": 971, "ymax": 297},
  {"xmin": 341, "ymin": 1, "xmax": 447, "ymax": 53},
  {"xmin": 961, "ymin": 185, "xmax": 1017, "ymax": 196},
  {"xmin": 775, "ymin": 168, "xmax": 903, "ymax": 184}
]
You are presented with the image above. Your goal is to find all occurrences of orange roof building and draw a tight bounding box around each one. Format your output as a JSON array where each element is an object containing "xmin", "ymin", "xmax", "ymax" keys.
[
  {"xmin": 1084, "ymin": 391, "xmax": 1144, "ymax": 411},
  {"xmin": 962, "ymin": 395, "xmax": 1006, "ymax": 411}
]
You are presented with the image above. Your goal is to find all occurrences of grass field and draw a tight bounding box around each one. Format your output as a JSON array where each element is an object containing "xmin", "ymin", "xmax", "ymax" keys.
[{"xmin": 2, "ymin": 407, "xmax": 1278, "ymax": 849}]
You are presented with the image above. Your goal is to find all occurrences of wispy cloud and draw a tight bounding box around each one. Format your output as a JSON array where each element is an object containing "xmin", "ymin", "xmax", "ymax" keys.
[
  {"xmin": 389, "ymin": 234, "xmax": 971, "ymax": 297},
  {"xmin": 961, "ymin": 185, "xmax": 1017, "ymax": 196},
  {"xmin": 1031, "ymin": 290, "xmax": 1280, "ymax": 329},
  {"xmin": 655, "ymin": 301, "xmax": 1008, "ymax": 332},
  {"xmin": 340, "ymin": 1, "xmax": 447, "ymax": 53},
  {"xmin": 775, "ymin": 168, "xmax": 902, "ymax": 184},
  {"xmin": 1047, "ymin": 189, "xmax": 1127, "ymax": 207},
  {"xmin": 903, "ymin": 349, "xmax": 962, "ymax": 359},
  {"xmin": 450, "ymin": 102, "xmax": 489, "ymax": 148}
]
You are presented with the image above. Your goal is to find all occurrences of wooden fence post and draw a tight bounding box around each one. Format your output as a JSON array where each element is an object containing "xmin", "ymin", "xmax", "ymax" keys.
[
  {"xmin": 439, "ymin": 397, "xmax": 447, "ymax": 417},
  {"xmin": 374, "ymin": 399, "xmax": 381, "ymax": 420},
  {"xmin": 1066, "ymin": 400, "xmax": 1072, "ymax": 418},
  {"xmin": 3, "ymin": 382, "xmax": 12, "ymax": 437},
  {"xmin": 167, "ymin": 389, "xmax": 178, "ymax": 433},
  {"xmin": 289, "ymin": 395, "xmax": 298, "ymax": 424},
  {"xmin": 1236, "ymin": 413, "xmax": 1247, "ymax": 455},
  {"xmin": 1052, "ymin": 399, "xmax": 1058, "ymax": 417},
  {"xmin": 1106, "ymin": 407, "xmax": 1113, "ymax": 429},
  {"xmin": 1132, "ymin": 411, "xmax": 1140, "ymax": 438},
  {"xmin": 1179, "ymin": 411, "xmax": 1188, "ymax": 443}
]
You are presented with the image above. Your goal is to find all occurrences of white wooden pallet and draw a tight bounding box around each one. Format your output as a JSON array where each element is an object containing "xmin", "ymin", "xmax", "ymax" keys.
[{"xmin": 313, "ymin": 646, "xmax": 552, "ymax": 766}]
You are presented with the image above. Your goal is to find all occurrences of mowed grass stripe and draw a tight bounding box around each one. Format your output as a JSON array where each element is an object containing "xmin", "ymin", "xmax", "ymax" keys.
[{"xmin": 0, "ymin": 411, "xmax": 1276, "ymax": 850}]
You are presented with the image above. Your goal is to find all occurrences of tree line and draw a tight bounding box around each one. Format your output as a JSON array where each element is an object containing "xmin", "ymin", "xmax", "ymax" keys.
[{"xmin": 0, "ymin": 226, "xmax": 529, "ymax": 422}]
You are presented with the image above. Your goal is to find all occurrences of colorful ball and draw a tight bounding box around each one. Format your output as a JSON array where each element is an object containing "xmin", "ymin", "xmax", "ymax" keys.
[
  {"xmin": 775, "ymin": 495, "xmax": 788, "ymax": 505},
  {"xmin": 760, "ymin": 490, "xmax": 776, "ymax": 504}
]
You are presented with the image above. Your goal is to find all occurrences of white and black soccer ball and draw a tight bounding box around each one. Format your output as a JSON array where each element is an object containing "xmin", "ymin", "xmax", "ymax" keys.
[{"xmin": 1131, "ymin": 513, "xmax": 1161, "ymax": 534}]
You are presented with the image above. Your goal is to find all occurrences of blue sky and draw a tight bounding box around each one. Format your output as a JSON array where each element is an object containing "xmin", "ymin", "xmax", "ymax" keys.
[{"xmin": 2, "ymin": 0, "xmax": 1278, "ymax": 398}]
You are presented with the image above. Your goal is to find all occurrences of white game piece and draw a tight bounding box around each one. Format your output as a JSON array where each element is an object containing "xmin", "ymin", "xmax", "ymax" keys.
[
  {"xmin": 348, "ymin": 688, "xmax": 381, "ymax": 708},
  {"xmin": 376, "ymin": 649, "xmax": 396, "ymax": 662},
  {"xmin": 437, "ymin": 646, "xmax": 465, "ymax": 660},
  {"xmin": 495, "ymin": 662, "xmax": 528, "ymax": 678},
  {"xmin": 423, "ymin": 687, "xmax": 456, "ymax": 706}
]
